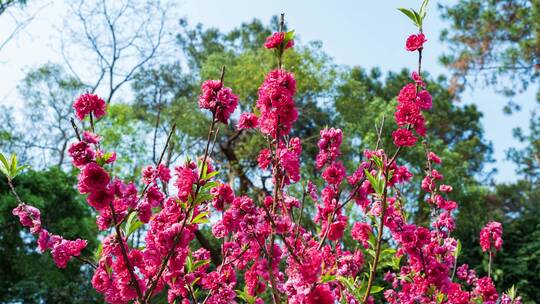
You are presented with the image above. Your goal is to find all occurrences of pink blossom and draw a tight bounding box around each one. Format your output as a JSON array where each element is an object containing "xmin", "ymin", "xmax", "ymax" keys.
[
  {"xmin": 392, "ymin": 128, "xmax": 417, "ymax": 147},
  {"xmin": 264, "ymin": 32, "xmax": 294, "ymax": 49},
  {"xmin": 198, "ymin": 80, "xmax": 238, "ymax": 123},
  {"xmin": 78, "ymin": 163, "xmax": 110, "ymax": 193},
  {"xmin": 73, "ymin": 93, "xmax": 106, "ymax": 121},
  {"xmin": 237, "ymin": 112, "xmax": 259, "ymax": 130},
  {"xmin": 12, "ymin": 203, "xmax": 41, "ymax": 233},
  {"xmin": 405, "ymin": 33, "xmax": 427, "ymax": 51},
  {"xmin": 68, "ymin": 141, "xmax": 95, "ymax": 168},
  {"xmin": 479, "ymin": 221, "xmax": 503, "ymax": 252},
  {"xmin": 50, "ymin": 238, "xmax": 88, "ymax": 268},
  {"xmin": 351, "ymin": 222, "xmax": 372, "ymax": 248}
]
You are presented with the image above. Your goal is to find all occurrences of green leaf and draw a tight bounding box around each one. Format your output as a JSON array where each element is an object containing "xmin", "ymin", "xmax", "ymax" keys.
[
  {"xmin": 454, "ymin": 240, "xmax": 462, "ymax": 258},
  {"xmin": 412, "ymin": 9, "xmax": 423, "ymax": 28},
  {"xmin": 0, "ymin": 153, "xmax": 10, "ymax": 178},
  {"xmin": 419, "ymin": 0, "xmax": 429, "ymax": 19},
  {"xmin": 10, "ymin": 154, "xmax": 17, "ymax": 176},
  {"xmin": 370, "ymin": 285, "xmax": 385, "ymax": 294},
  {"xmin": 127, "ymin": 220, "xmax": 144, "ymax": 237},
  {"xmin": 398, "ymin": 8, "xmax": 419, "ymax": 27},
  {"xmin": 124, "ymin": 212, "xmax": 137, "ymax": 236},
  {"xmin": 364, "ymin": 169, "xmax": 381, "ymax": 194},
  {"xmin": 191, "ymin": 211, "xmax": 210, "ymax": 224},
  {"xmin": 320, "ymin": 273, "xmax": 336, "ymax": 283},
  {"xmin": 192, "ymin": 259, "xmax": 210, "ymax": 271},
  {"xmin": 284, "ymin": 30, "xmax": 295, "ymax": 44},
  {"xmin": 203, "ymin": 170, "xmax": 219, "ymax": 181},
  {"xmin": 94, "ymin": 243, "xmax": 103, "ymax": 260}
]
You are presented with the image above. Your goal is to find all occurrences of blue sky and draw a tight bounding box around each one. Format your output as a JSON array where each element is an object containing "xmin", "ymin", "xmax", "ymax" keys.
[{"xmin": 0, "ymin": 0, "xmax": 536, "ymax": 182}]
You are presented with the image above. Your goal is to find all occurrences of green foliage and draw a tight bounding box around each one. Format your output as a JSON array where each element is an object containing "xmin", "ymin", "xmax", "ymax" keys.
[
  {"xmin": 0, "ymin": 168, "xmax": 100, "ymax": 303},
  {"xmin": 398, "ymin": 0, "xmax": 429, "ymax": 30},
  {"xmin": 440, "ymin": 0, "xmax": 540, "ymax": 97}
]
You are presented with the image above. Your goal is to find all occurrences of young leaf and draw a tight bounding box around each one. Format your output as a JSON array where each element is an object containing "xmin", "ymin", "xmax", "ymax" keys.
[
  {"xmin": 370, "ymin": 285, "xmax": 385, "ymax": 294},
  {"xmin": 419, "ymin": 0, "xmax": 429, "ymax": 19},
  {"xmin": 398, "ymin": 8, "xmax": 419, "ymax": 27},
  {"xmin": 191, "ymin": 211, "xmax": 210, "ymax": 224},
  {"xmin": 284, "ymin": 30, "xmax": 295, "ymax": 44}
]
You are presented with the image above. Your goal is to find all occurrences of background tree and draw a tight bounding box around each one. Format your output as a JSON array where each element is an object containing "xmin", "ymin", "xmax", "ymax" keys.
[{"xmin": 440, "ymin": 0, "xmax": 540, "ymax": 99}]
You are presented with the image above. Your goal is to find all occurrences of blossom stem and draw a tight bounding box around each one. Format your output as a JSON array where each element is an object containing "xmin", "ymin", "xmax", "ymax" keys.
[
  {"xmin": 144, "ymin": 109, "xmax": 218, "ymax": 302},
  {"xmin": 70, "ymin": 117, "xmax": 82, "ymax": 141},
  {"xmin": 109, "ymin": 202, "xmax": 144, "ymax": 302},
  {"xmin": 362, "ymin": 166, "xmax": 390, "ymax": 303},
  {"xmin": 488, "ymin": 249, "xmax": 493, "ymax": 278}
]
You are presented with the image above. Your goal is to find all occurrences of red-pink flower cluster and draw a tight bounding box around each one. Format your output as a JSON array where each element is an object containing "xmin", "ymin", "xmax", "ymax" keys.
[
  {"xmin": 392, "ymin": 70, "xmax": 432, "ymax": 147},
  {"xmin": 480, "ymin": 221, "xmax": 503, "ymax": 252},
  {"xmin": 13, "ymin": 204, "xmax": 87, "ymax": 268},
  {"xmin": 264, "ymin": 32, "xmax": 294, "ymax": 50},
  {"xmin": 198, "ymin": 80, "xmax": 238, "ymax": 123},
  {"xmin": 405, "ymin": 33, "xmax": 427, "ymax": 51},
  {"xmin": 73, "ymin": 93, "xmax": 106, "ymax": 121},
  {"xmin": 256, "ymin": 69, "xmax": 298, "ymax": 138},
  {"xmin": 236, "ymin": 112, "xmax": 259, "ymax": 130}
]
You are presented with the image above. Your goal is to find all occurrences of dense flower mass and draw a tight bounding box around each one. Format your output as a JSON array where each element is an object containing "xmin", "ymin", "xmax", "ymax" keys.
[
  {"xmin": 256, "ymin": 69, "xmax": 298, "ymax": 138},
  {"xmin": 7, "ymin": 13, "xmax": 518, "ymax": 304},
  {"xmin": 73, "ymin": 93, "xmax": 106, "ymax": 121},
  {"xmin": 198, "ymin": 80, "xmax": 239, "ymax": 123}
]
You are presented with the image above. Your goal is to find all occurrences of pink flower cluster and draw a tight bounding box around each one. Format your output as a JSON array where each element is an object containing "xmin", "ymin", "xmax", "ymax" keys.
[
  {"xmin": 198, "ymin": 80, "xmax": 238, "ymax": 123},
  {"xmin": 73, "ymin": 93, "xmax": 106, "ymax": 121},
  {"xmin": 405, "ymin": 33, "xmax": 427, "ymax": 51},
  {"xmin": 264, "ymin": 32, "xmax": 294, "ymax": 50},
  {"xmin": 256, "ymin": 69, "xmax": 298, "ymax": 138},
  {"xmin": 392, "ymin": 70, "xmax": 432, "ymax": 147},
  {"xmin": 480, "ymin": 221, "xmax": 503, "ymax": 252},
  {"xmin": 12, "ymin": 204, "xmax": 87, "ymax": 268}
]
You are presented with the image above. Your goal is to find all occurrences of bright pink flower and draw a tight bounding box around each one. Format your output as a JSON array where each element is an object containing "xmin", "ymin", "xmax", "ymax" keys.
[
  {"xmin": 198, "ymin": 80, "xmax": 238, "ymax": 123},
  {"xmin": 352, "ymin": 222, "xmax": 372, "ymax": 248},
  {"xmin": 174, "ymin": 162, "xmax": 198, "ymax": 202},
  {"xmin": 68, "ymin": 141, "xmax": 95, "ymax": 168},
  {"xmin": 306, "ymin": 284, "xmax": 335, "ymax": 304},
  {"xmin": 264, "ymin": 32, "xmax": 294, "ymax": 49},
  {"xmin": 479, "ymin": 221, "xmax": 503, "ymax": 252},
  {"xmin": 412, "ymin": 71, "xmax": 424, "ymax": 86},
  {"xmin": 256, "ymin": 69, "xmax": 298, "ymax": 138},
  {"xmin": 78, "ymin": 163, "xmax": 110, "ymax": 194},
  {"xmin": 82, "ymin": 131, "xmax": 101, "ymax": 144},
  {"xmin": 397, "ymin": 83, "xmax": 417, "ymax": 104},
  {"xmin": 73, "ymin": 93, "xmax": 106, "ymax": 121},
  {"xmin": 474, "ymin": 277, "xmax": 499, "ymax": 303},
  {"xmin": 405, "ymin": 33, "xmax": 427, "ymax": 51},
  {"xmin": 321, "ymin": 161, "xmax": 346, "ymax": 185},
  {"xmin": 86, "ymin": 187, "xmax": 114, "ymax": 210},
  {"xmin": 12, "ymin": 204, "xmax": 41, "ymax": 233},
  {"xmin": 50, "ymin": 238, "xmax": 87, "ymax": 268},
  {"xmin": 257, "ymin": 149, "xmax": 272, "ymax": 170},
  {"xmin": 237, "ymin": 112, "xmax": 259, "ymax": 130},
  {"xmin": 210, "ymin": 183, "xmax": 234, "ymax": 211},
  {"xmin": 417, "ymin": 90, "xmax": 432, "ymax": 110},
  {"xmin": 392, "ymin": 128, "xmax": 417, "ymax": 147},
  {"xmin": 316, "ymin": 128, "xmax": 343, "ymax": 169},
  {"xmin": 428, "ymin": 151, "xmax": 442, "ymax": 164},
  {"xmin": 328, "ymin": 220, "xmax": 346, "ymax": 241}
]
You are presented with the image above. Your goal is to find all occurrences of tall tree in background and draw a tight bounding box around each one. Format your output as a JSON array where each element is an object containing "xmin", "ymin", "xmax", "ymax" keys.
[
  {"xmin": 440, "ymin": 0, "xmax": 540, "ymax": 99},
  {"xmin": 441, "ymin": 1, "xmax": 540, "ymax": 302}
]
